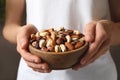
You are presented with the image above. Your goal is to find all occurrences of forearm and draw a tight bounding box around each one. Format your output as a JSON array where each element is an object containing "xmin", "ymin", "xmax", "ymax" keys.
[
  {"xmin": 3, "ymin": 0, "xmax": 25, "ymax": 44},
  {"xmin": 109, "ymin": 0, "xmax": 120, "ymax": 46}
]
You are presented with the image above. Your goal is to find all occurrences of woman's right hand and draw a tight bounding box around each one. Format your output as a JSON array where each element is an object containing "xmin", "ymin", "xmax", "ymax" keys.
[{"xmin": 16, "ymin": 24, "xmax": 51, "ymax": 73}]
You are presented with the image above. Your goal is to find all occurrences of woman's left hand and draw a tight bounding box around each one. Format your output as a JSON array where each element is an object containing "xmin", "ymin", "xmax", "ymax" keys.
[{"xmin": 72, "ymin": 20, "xmax": 116, "ymax": 70}]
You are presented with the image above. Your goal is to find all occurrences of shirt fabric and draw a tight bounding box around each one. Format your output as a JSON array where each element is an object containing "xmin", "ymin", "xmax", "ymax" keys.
[{"xmin": 17, "ymin": 0, "xmax": 117, "ymax": 80}]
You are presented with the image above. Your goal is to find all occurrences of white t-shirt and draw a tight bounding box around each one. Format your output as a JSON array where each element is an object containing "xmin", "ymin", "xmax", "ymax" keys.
[{"xmin": 17, "ymin": 0, "xmax": 117, "ymax": 80}]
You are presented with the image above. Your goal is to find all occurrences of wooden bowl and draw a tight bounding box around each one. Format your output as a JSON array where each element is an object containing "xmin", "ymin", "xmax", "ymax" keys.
[{"xmin": 29, "ymin": 42, "xmax": 88, "ymax": 70}]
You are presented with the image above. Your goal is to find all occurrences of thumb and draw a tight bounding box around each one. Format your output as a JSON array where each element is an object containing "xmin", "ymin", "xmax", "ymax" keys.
[
  {"xmin": 19, "ymin": 38, "xmax": 28, "ymax": 49},
  {"xmin": 84, "ymin": 22, "xmax": 96, "ymax": 42}
]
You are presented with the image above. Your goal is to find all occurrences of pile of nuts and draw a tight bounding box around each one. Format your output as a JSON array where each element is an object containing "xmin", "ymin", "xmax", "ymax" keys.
[{"xmin": 29, "ymin": 27, "xmax": 85, "ymax": 52}]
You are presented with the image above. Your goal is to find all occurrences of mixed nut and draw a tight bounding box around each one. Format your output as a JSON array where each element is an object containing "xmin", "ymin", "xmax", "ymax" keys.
[{"xmin": 29, "ymin": 27, "xmax": 85, "ymax": 52}]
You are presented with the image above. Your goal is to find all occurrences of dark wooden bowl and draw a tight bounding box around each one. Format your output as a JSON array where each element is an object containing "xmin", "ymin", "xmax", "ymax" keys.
[{"xmin": 29, "ymin": 42, "xmax": 88, "ymax": 70}]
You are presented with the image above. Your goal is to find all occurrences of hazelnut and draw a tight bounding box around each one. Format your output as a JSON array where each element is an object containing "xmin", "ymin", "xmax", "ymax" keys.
[{"xmin": 56, "ymin": 38, "xmax": 64, "ymax": 45}]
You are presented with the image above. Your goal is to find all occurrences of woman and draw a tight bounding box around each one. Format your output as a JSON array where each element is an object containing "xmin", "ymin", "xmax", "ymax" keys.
[{"xmin": 3, "ymin": 0, "xmax": 120, "ymax": 80}]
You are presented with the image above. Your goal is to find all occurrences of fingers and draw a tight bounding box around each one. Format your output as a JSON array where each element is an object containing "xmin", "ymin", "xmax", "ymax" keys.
[
  {"xmin": 72, "ymin": 40, "xmax": 110, "ymax": 71},
  {"xmin": 17, "ymin": 33, "xmax": 41, "ymax": 63},
  {"xmin": 84, "ymin": 21, "xmax": 96, "ymax": 42},
  {"xmin": 80, "ymin": 22, "xmax": 107, "ymax": 65},
  {"xmin": 88, "ymin": 40, "xmax": 110, "ymax": 63},
  {"xmin": 27, "ymin": 62, "xmax": 51, "ymax": 73},
  {"xmin": 72, "ymin": 62, "xmax": 84, "ymax": 71},
  {"xmin": 16, "ymin": 24, "xmax": 51, "ymax": 73},
  {"xmin": 17, "ymin": 47, "xmax": 41, "ymax": 63},
  {"xmin": 72, "ymin": 21, "xmax": 111, "ymax": 70},
  {"xmin": 17, "ymin": 47, "xmax": 51, "ymax": 73}
]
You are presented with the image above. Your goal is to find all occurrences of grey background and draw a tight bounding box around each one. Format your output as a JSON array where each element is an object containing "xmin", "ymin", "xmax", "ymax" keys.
[{"xmin": 0, "ymin": 21, "xmax": 120, "ymax": 80}]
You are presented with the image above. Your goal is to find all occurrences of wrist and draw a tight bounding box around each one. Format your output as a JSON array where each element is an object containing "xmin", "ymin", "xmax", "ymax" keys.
[{"xmin": 16, "ymin": 24, "xmax": 38, "ymax": 44}]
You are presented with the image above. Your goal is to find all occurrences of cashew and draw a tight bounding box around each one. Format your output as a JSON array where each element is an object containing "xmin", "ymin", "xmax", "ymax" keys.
[
  {"xmin": 79, "ymin": 37, "xmax": 85, "ymax": 43},
  {"xmin": 73, "ymin": 30, "xmax": 80, "ymax": 35},
  {"xmin": 46, "ymin": 39, "xmax": 52, "ymax": 47},
  {"xmin": 56, "ymin": 27, "xmax": 64, "ymax": 31},
  {"xmin": 35, "ymin": 32, "xmax": 40, "ymax": 37},
  {"xmin": 46, "ymin": 38, "xmax": 55, "ymax": 47},
  {"xmin": 39, "ymin": 39, "xmax": 46, "ymax": 48},
  {"xmin": 50, "ymin": 31, "xmax": 56, "ymax": 40},
  {"xmin": 65, "ymin": 35, "xmax": 71, "ymax": 42},
  {"xmin": 40, "ymin": 32, "xmax": 49, "ymax": 37}
]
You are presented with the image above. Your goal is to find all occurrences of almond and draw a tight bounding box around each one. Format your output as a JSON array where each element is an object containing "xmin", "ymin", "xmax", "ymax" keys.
[
  {"xmin": 71, "ymin": 35, "xmax": 80, "ymax": 39},
  {"xmin": 66, "ymin": 30, "xmax": 73, "ymax": 35},
  {"xmin": 75, "ymin": 41, "xmax": 83, "ymax": 49},
  {"xmin": 35, "ymin": 32, "xmax": 40, "ymax": 37},
  {"xmin": 65, "ymin": 42, "xmax": 74, "ymax": 51}
]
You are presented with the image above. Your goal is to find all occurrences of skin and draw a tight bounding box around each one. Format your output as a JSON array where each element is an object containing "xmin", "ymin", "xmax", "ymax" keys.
[{"xmin": 2, "ymin": 0, "xmax": 120, "ymax": 72}]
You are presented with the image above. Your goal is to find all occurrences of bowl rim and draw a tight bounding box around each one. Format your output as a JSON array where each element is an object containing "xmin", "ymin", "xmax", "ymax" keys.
[{"xmin": 29, "ymin": 42, "xmax": 88, "ymax": 55}]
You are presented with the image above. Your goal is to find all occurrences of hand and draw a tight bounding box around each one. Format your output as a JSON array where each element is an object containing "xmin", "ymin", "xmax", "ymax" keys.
[
  {"xmin": 16, "ymin": 24, "xmax": 51, "ymax": 73},
  {"xmin": 72, "ymin": 20, "xmax": 115, "ymax": 70}
]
